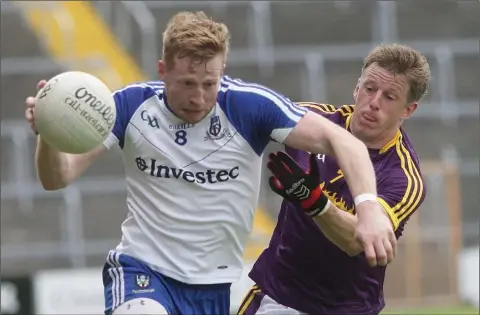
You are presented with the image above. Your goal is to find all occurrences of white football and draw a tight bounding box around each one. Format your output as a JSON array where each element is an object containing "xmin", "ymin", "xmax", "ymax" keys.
[{"xmin": 34, "ymin": 71, "xmax": 117, "ymax": 154}]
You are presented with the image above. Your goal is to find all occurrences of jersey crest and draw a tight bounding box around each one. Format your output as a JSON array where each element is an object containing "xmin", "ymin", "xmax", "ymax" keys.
[{"xmin": 205, "ymin": 115, "xmax": 233, "ymax": 141}]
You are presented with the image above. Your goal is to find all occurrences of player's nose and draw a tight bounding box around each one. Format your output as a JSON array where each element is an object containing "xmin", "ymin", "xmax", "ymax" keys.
[
  {"xmin": 369, "ymin": 91, "xmax": 381, "ymax": 110},
  {"xmin": 189, "ymin": 90, "xmax": 205, "ymax": 107},
  {"xmin": 188, "ymin": 100, "xmax": 206, "ymax": 110}
]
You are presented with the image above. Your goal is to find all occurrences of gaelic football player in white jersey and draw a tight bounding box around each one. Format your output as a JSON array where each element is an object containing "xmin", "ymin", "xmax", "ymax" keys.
[{"xmin": 25, "ymin": 11, "xmax": 395, "ymax": 315}]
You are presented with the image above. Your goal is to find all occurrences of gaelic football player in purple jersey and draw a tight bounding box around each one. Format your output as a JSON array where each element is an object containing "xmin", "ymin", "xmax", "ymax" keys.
[{"xmin": 240, "ymin": 44, "xmax": 429, "ymax": 315}]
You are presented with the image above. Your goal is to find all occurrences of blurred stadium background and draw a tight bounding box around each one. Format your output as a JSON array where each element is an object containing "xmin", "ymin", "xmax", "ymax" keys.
[{"xmin": 1, "ymin": 1, "xmax": 478, "ymax": 314}]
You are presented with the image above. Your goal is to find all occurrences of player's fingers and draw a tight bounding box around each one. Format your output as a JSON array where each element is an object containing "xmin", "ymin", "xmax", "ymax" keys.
[
  {"xmin": 373, "ymin": 240, "xmax": 388, "ymax": 267},
  {"xmin": 26, "ymin": 96, "xmax": 36, "ymax": 108},
  {"xmin": 363, "ymin": 242, "xmax": 377, "ymax": 267},
  {"xmin": 267, "ymin": 155, "xmax": 291, "ymax": 180},
  {"xmin": 267, "ymin": 160, "xmax": 285, "ymax": 180},
  {"xmin": 276, "ymin": 151, "xmax": 301, "ymax": 174},
  {"xmin": 389, "ymin": 231, "xmax": 398, "ymax": 259},
  {"xmin": 25, "ymin": 107, "xmax": 34, "ymax": 121},
  {"xmin": 268, "ymin": 176, "xmax": 286, "ymax": 198},
  {"xmin": 25, "ymin": 110, "xmax": 38, "ymax": 135},
  {"xmin": 268, "ymin": 176, "xmax": 283, "ymax": 190},
  {"xmin": 383, "ymin": 238, "xmax": 394, "ymax": 264},
  {"xmin": 37, "ymin": 80, "xmax": 47, "ymax": 90},
  {"xmin": 308, "ymin": 153, "xmax": 319, "ymax": 176},
  {"xmin": 267, "ymin": 153, "xmax": 279, "ymax": 168}
]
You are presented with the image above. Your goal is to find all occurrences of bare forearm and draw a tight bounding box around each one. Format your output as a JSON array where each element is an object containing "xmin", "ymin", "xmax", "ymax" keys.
[
  {"xmin": 284, "ymin": 112, "xmax": 377, "ymax": 199},
  {"xmin": 35, "ymin": 136, "xmax": 70, "ymax": 190},
  {"xmin": 330, "ymin": 131, "xmax": 377, "ymax": 199},
  {"xmin": 314, "ymin": 205, "xmax": 363, "ymax": 256}
]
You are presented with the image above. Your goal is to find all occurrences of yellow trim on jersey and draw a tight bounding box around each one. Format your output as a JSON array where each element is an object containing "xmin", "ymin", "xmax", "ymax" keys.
[
  {"xmin": 296, "ymin": 102, "xmax": 422, "ymax": 228},
  {"xmin": 345, "ymin": 114, "xmax": 352, "ymax": 129},
  {"xmin": 296, "ymin": 102, "xmax": 336, "ymax": 113},
  {"xmin": 384, "ymin": 140, "xmax": 424, "ymax": 228},
  {"xmin": 377, "ymin": 197, "xmax": 400, "ymax": 230},
  {"xmin": 297, "ymin": 102, "xmax": 356, "ymax": 120},
  {"xmin": 237, "ymin": 285, "xmax": 262, "ymax": 315},
  {"xmin": 338, "ymin": 104, "xmax": 354, "ymax": 116},
  {"xmin": 379, "ymin": 131, "xmax": 402, "ymax": 154},
  {"xmin": 397, "ymin": 142, "xmax": 424, "ymax": 221},
  {"xmin": 346, "ymin": 114, "xmax": 401, "ymax": 154}
]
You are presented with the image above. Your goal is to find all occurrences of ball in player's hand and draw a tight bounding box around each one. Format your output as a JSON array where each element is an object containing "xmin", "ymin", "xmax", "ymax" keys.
[{"xmin": 34, "ymin": 71, "xmax": 116, "ymax": 154}]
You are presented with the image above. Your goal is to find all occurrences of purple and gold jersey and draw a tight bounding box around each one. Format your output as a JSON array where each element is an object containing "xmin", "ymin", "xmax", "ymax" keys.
[{"xmin": 248, "ymin": 103, "xmax": 427, "ymax": 315}]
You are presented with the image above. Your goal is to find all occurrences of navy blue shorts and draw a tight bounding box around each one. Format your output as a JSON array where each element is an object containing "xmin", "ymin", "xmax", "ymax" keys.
[{"xmin": 103, "ymin": 251, "xmax": 231, "ymax": 315}]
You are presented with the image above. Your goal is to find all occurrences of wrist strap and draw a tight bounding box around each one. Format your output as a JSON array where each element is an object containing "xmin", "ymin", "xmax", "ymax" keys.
[
  {"xmin": 354, "ymin": 193, "xmax": 377, "ymax": 207},
  {"xmin": 307, "ymin": 199, "xmax": 330, "ymax": 217}
]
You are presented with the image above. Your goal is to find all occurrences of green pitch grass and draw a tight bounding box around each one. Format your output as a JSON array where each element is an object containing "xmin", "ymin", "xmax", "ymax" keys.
[{"xmin": 382, "ymin": 305, "xmax": 479, "ymax": 314}]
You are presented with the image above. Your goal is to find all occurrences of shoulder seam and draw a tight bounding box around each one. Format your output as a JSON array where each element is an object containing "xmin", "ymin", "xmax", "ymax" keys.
[{"xmin": 220, "ymin": 76, "xmax": 306, "ymax": 119}]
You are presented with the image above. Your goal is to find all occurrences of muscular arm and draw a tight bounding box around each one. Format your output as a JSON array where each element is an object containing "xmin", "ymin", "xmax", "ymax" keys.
[
  {"xmin": 313, "ymin": 166, "xmax": 426, "ymax": 256},
  {"xmin": 36, "ymin": 136, "xmax": 106, "ymax": 190},
  {"xmin": 314, "ymin": 204, "xmax": 393, "ymax": 256},
  {"xmin": 284, "ymin": 111, "xmax": 377, "ymax": 200},
  {"xmin": 314, "ymin": 204, "xmax": 362, "ymax": 256}
]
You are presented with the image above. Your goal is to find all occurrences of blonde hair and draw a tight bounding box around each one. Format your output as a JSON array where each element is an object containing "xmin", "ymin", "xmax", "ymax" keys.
[
  {"xmin": 162, "ymin": 11, "xmax": 230, "ymax": 69},
  {"xmin": 362, "ymin": 44, "xmax": 431, "ymax": 102}
]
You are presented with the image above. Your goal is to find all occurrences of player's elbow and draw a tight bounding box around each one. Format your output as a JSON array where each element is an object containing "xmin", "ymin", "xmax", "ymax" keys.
[
  {"xmin": 39, "ymin": 178, "xmax": 68, "ymax": 191},
  {"xmin": 37, "ymin": 170, "xmax": 69, "ymax": 191}
]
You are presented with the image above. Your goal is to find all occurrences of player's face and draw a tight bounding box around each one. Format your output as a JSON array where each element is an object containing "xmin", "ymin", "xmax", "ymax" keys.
[
  {"xmin": 351, "ymin": 63, "xmax": 418, "ymax": 148},
  {"xmin": 158, "ymin": 54, "xmax": 225, "ymax": 124}
]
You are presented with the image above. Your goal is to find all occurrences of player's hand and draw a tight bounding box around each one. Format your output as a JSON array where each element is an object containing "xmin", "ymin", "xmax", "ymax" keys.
[
  {"xmin": 267, "ymin": 151, "xmax": 330, "ymax": 217},
  {"xmin": 354, "ymin": 202, "xmax": 397, "ymax": 267},
  {"xmin": 25, "ymin": 79, "xmax": 48, "ymax": 135}
]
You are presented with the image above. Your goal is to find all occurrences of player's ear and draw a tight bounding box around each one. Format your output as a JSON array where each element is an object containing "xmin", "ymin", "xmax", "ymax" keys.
[
  {"xmin": 218, "ymin": 62, "xmax": 226, "ymax": 78},
  {"xmin": 403, "ymin": 101, "xmax": 418, "ymax": 120},
  {"xmin": 353, "ymin": 78, "xmax": 360, "ymax": 101},
  {"xmin": 158, "ymin": 60, "xmax": 166, "ymax": 80}
]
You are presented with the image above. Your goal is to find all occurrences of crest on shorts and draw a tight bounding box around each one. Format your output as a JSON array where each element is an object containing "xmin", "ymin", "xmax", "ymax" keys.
[{"xmin": 136, "ymin": 274, "xmax": 150, "ymax": 288}]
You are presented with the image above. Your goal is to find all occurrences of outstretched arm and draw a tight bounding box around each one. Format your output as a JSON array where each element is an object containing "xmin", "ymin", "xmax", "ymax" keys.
[
  {"xmin": 267, "ymin": 148, "xmax": 396, "ymax": 267},
  {"xmin": 284, "ymin": 111, "xmax": 377, "ymax": 202}
]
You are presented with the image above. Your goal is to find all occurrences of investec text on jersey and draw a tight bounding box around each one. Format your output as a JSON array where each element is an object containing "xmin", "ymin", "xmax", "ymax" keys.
[{"xmin": 135, "ymin": 157, "xmax": 239, "ymax": 184}]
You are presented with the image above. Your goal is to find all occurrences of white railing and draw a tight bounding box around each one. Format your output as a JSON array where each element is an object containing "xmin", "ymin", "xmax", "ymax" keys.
[
  {"xmin": 1, "ymin": 1, "xmax": 479, "ymax": 268},
  {"xmin": 92, "ymin": 2, "xmax": 479, "ymax": 119},
  {"xmin": 121, "ymin": 1, "xmax": 158, "ymax": 79}
]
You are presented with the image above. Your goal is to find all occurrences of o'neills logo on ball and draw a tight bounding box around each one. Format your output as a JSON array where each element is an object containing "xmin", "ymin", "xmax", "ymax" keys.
[
  {"xmin": 74, "ymin": 87, "xmax": 115, "ymax": 125},
  {"xmin": 64, "ymin": 87, "xmax": 115, "ymax": 139}
]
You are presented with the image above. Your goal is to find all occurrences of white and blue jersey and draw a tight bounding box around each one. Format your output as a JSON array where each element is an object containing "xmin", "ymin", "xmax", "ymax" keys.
[{"xmin": 102, "ymin": 75, "xmax": 306, "ymax": 313}]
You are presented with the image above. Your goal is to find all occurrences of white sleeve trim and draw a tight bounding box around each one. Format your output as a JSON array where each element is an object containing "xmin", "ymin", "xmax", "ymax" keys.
[
  {"xmin": 270, "ymin": 127, "xmax": 295, "ymax": 143},
  {"xmin": 103, "ymin": 133, "xmax": 119, "ymax": 150}
]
